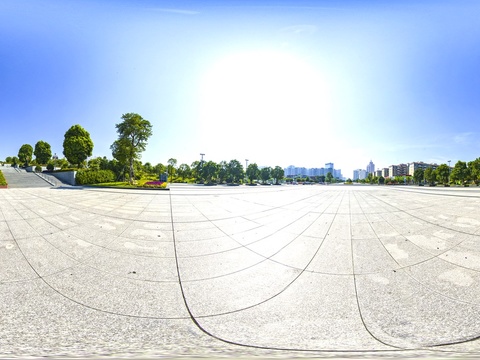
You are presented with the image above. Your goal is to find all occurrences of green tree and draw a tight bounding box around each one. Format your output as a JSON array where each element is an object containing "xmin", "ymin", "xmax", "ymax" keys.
[
  {"xmin": 5, "ymin": 156, "xmax": 12, "ymax": 164},
  {"xmin": 246, "ymin": 163, "xmax": 260, "ymax": 184},
  {"xmin": 33, "ymin": 140, "xmax": 52, "ymax": 165},
  {"xmin": 413, "ymin": 168, "xmax": 425, "ymax": 184},
  {"xmin": 107, "ymin": 158, "xmax": 126, "ymax": 181},
  {"xmin": 436, "ymin": 164, "xmax": 450, "ymax": 185},
  {"xmin": 468, "ymin": 158, "xmax": 480, "ymax": 185},
  {"xmin": 133, "ymin": 160, "xmax": 145, "ymax": 180},
  {"xmin": 177, "ymin": 163, "xmax": 191, "ymax": 182},
  {"xmin": 63, "ymin": 124, "xmax": 94, "ymax": 168},
  {"xmin": 155, "ymin": 163, "xmax": 167, "ymax": 178},
  {"xmin": 18, "ymin": 144, "xmax": 33, "ymax": 167},
  {"xmin": 167, "ymin": 158, "xmax": 177, "ymax": 182},
  {"xmin": 326, "ymin": 172, "xmax": 334, "ymax": 184},
  {"xmin": 378, "ymin": 176, "xmax": 385, "ymax": 185},
  {"xmin": 190, "ymin": 160, "xmax": 201, "ymax": 183},
  {"xmin": 87, "ymin": 157, "xmax": 102, "ymax": 171},
  {"xmin": 271, "ymin": 166, "xmax": 285, "ymax": 185},
  {"xmin": 226, "ymin": 159, "xmax": 244, "ymax": 184},
  {"xmin": 201, "ymin": 160, "xmax": 218, "ymax": 184},
  {"xmin": 143, "ymin": 162, "xmax": 154, "ymax": 175},
  {"xmin": 365, "ymin": 172, "xmax": 373, "ymax": 184},
  {"xmin": 112, "ymin": 113, "xmax": 153, "ymax": 183},
  {"xmin": 259, "ymin": 166, "xmax": 272, "ymax": 184},
  {"xmin": 450, "ymin": 160, "xmax": 470, "ymax": 185},
  {"xmin": 111, "ymin": 138, "xmax": 129, "ymax": 178},
  {"xmin": 424, "ymin": 167, "xmax": 436, "ymax": 184},
  {"xmin": 217, "ymin": 161, "xmax": 228, "ymax": 184}
]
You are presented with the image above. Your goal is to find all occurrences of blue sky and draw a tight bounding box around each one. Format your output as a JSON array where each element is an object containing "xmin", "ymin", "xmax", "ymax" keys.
[{"xmin": 1, "ymin": 0, "xmax": 480, "ymax": 178}]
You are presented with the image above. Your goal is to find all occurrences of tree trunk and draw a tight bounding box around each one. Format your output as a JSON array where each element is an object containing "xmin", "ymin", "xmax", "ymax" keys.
[{"xmin": 129, "ymin": 158, "xmax": 134, "ymax": 184}]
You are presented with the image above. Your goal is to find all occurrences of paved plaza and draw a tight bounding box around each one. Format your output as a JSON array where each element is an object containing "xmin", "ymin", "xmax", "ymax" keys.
[{"xmin": 1, "ymin": 182, "xmax": 480, "ymax": 358}]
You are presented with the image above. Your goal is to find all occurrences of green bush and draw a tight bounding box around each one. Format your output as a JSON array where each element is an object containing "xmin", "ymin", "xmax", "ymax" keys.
[
  {"xmin": 35, "ymin": 165, "xmax": 42, "ymax": 172},
  {"xmin": 46, "ymin": 162, "xmax": 54, "ymax": 171},
  {"xmin": 0, "ymin": 170, "xmax": 7, "ymax": 186},
  {"xmin": 75, "ymin": 170, "xmax": 115, "ymax": 185}
]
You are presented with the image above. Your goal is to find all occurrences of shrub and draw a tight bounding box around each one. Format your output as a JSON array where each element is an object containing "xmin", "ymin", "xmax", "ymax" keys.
[
  {"xmin": 35, "ymin": 165, "xmax": 42, "ymax": 173},
  {"xmin": 0, "ymin": 170, "xmax": 7, "ymax": 186},
  {"xmin": 46, "ymin": 162, "xmax": 54, "ymax": 171},
  {"xmin": 75, "ymin": 170, "xmax": 115, "ymax": 185}
]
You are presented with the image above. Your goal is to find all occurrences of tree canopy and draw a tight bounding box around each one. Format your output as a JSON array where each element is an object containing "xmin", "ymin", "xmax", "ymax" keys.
[
  {"xmin": 326, "ymin": 172, "xmax": 334, "ymax": 184},
  {"xmin": 450, "ymin": 160, "xmax": 469, "ymax": 184},
  {"xmin": 436, "ymin": 164, "xmax": 450, "ymax": 185},
  {"xmin": 63, "ymin": 124, "xmax": 94, "ymax": 168},
  {"xmin": 18, "ymin": 144, "xmax": 33, "ymax": 166},
  {"xmin": 246, "ymin": 163, "xmax": 260, "ymax": 184},
  {"xmin": 167, "ymin": 158, "xmax": 177, "ymax": 182},
  {"xmin": 34, "ymin": 140, "xmax": 52, "ymax": 164},
  {"xmin": 271, "ymin": 166, "xmax": 285, "ymax": 185},
  {"xmin": 201, "ymin": 160, "xmax": 218, "ymax": 184},
  {"xmin": 227, "ymin": 159, "xmax": 244, "ymax": 183},
  {"xmin": 112, "ymin": 113, "xmax": 152, "ymax": 183},
  {"xmin": 413, "ymin": 168, "xmax": 424, "ymax": 184},
  {"xmin": 259, "ymin": 166, "xmax": 272, "ymax": 184}
]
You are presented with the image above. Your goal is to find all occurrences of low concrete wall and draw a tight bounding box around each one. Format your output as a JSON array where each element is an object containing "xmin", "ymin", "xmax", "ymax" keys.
[
  {"xmin": 26, "ymin": 166, "xmax": 47, "ymax": 172},
  {"xmin": 49, "ymin": 171, "xmax": 77, "ymax": 186}
]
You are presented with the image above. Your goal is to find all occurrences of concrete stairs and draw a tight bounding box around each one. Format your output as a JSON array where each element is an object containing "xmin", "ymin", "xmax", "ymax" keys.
[{"xmin": 1, "ymin": 166, "xmax": 55, "ymax": 188}]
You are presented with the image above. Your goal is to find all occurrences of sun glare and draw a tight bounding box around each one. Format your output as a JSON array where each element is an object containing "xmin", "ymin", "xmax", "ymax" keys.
[{"xmin": 198, "ymin": 50, "xmax": 332, "ymax": 145}]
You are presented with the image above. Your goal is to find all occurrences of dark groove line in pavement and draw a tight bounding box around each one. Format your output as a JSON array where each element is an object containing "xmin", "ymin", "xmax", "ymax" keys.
[
  {"xmin": 348, "ymin": 191, "xmax": 405, "ymax": 350},
  {"xmin": 1, "ymin": 192, "xmax": 190, "ymax": 320},
  {"xmin": 361, "ymin": 191, "xmax": 480, "ymax": 347}
]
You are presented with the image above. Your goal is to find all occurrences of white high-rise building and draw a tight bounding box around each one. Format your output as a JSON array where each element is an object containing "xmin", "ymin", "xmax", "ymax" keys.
[
  {"xmin": 353, "ymin": 169, "xmax": 367, "ymax": 180},
  {"xmin": 366, "ymin": 160, "xmax": 375, "ymax": 174},
  {"xmin": 325, "ymin": 162, "xmax": 334, "ymax": 175}
]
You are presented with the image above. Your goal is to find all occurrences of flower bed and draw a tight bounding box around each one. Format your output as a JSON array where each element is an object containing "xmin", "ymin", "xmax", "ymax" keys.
[{"xmin": 143, "ymin": 181, "xmax": 168, "ymax": 189}]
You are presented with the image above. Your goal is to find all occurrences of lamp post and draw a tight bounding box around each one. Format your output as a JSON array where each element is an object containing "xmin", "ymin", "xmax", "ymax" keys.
[
  {"xmin": 245, "ymin": 159, "xmax": 249, "ymax": 183},
  {"xmin": 448, "ymin": 160, "xmax": 451, "ymax": 184},
  {"xmin": 199, "ymin": 153, "xmax": 205, "ymax": 184}
]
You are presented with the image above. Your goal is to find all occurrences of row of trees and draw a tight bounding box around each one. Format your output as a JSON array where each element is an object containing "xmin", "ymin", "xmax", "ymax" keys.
[
  {"xmin": 413, "ymin": 159, "xmax": 480, "ymax": 185},
  {"xmin": 347, "ymin": 159, "xmax": 480, "ymax": 186},
  {"xmin": 3, "ymin": 111, "xmax": 288, "ymax": 185},
  {"xmin": 165, "ymin": 158, "xmax": 285, "ymax": 185},
  {"xmin": 4, "ymin": 113, "xmax": 153, "ymax": 184},
  {"xmin": 6, "ymin": 141, "xmax": 53, "ymax": 167}
]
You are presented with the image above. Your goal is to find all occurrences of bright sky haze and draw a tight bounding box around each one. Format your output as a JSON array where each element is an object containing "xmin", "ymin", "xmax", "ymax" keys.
[{"xmin": 2, "ymin": 0, "xmax": 480, "ymax": 178}]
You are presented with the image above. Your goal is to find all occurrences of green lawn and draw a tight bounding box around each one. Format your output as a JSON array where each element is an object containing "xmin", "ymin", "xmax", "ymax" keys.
[{"xmin": 0, "ymin": 170, "xmax": 7, "ymax": 186}]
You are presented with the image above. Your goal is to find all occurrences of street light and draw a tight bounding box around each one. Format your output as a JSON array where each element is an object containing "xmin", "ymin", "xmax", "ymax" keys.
[
  {"xmin": 448, "ymin": 160, "xmax": 451, "ymax": 184},
  {"xmin": 245, "ymin": 159, "xmax": 249, "ymax": 183},
  {"xmin": 198, "ymin": 153, "xmax": 205, "ymax": 184}
]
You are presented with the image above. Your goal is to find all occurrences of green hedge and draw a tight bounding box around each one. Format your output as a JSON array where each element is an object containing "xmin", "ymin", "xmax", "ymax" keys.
[
  {"xmin": 75, "ymin": 170, "xmax": 115, "ymax": 185},
  {"xmin": 0, "ymin": 170, "xmax": 7, "ymax": 186}
]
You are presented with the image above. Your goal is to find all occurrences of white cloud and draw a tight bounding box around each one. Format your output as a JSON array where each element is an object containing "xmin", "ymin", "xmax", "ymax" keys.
[
  {"xmin": 280, "ymin": 25, "xmax": 317, "ymax": 36},
  {"xmin": 453, "ymin": 132, "xmax": 475, "ymax": 145},
  {"xmin": 148, "ymin": 8, "xmax": 198, "ymax": 15}
]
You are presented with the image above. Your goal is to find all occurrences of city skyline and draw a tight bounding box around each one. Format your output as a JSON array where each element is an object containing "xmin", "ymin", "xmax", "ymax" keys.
[{"xmin": 1, "ymin": 0, "xmax": 480, "ymax": 177}]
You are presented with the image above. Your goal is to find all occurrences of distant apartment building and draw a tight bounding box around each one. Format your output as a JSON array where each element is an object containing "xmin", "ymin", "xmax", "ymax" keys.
[
  {"xmin": 408, "ymin": 161, "xmax": 438, "ymax": 176},
  {"xmin": 325, "ymin": 162, "xmax": 334, "ymax": 175},
  {"xmin": 375, "ymin": 170, "xmax": 382, "ymax": 177},
  {"xmin": 353, "ymin": 169, "xmax": 367, "ymax": 180},
  {"xmin": 389, "ymin": 163, "xmax": 408, "ymax": 177},
  {"xmin": 382, "ymin": 168, "xmax": 389, "ymax": 178},
  {"xmin": 285, "ymin": 165, "xmax": 295, "ymax": 177},
  {"xmin": 366, "ymin": 160, "xmax": 375, "ymax": 174},
  {"xmin": 284, "ymin": 163, "xmax": 343, "ymax": 179}
]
